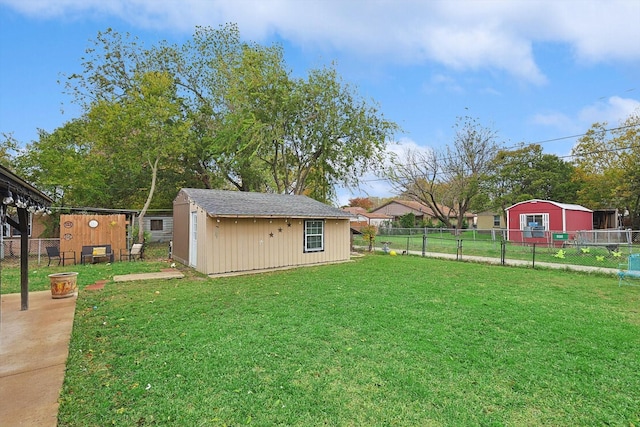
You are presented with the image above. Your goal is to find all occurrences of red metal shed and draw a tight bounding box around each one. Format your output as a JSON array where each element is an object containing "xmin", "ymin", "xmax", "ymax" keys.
[{"xmin": 506, "ymin": 199, "xmax": 593, "ymax": 243}]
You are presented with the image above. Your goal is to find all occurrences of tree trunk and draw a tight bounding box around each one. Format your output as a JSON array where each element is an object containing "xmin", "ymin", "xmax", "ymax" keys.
[{"xmin": 137, "ymin": 157, "xmax": 159, "ymax": 249}]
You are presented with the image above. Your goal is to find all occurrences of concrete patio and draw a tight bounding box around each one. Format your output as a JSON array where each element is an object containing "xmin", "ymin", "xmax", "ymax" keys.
[{"xmin": 0, "ymin": 291, "xmax": 77, "ymax": 426}]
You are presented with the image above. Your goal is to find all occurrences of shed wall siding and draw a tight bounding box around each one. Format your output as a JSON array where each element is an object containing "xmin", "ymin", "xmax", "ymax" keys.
[
  {"xmin": 549, "ymin": 208, "xmax": 564, "ymax": 231},
  {"xmin": 202, "ymin": 217, "xmax": 350, "ymax": 275},
  {"xmin": 567, "ymin": 211, "xmax": 593, "ymax": 231}
]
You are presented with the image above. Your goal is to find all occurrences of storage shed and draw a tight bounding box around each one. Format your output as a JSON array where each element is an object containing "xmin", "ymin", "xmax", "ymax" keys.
[
  {"xmin": 505, "ymin": 199, "xmax": 593, "ymax": 243},
  {"xmin": 173, "ymin": 189, "xmax": 353, "ymax": 276}
]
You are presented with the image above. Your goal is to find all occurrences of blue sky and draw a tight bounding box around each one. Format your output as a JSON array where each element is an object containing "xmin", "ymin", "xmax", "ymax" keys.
[{"xmin": 1, "ymin": 0, "xmax": 639, "ymax": 205}]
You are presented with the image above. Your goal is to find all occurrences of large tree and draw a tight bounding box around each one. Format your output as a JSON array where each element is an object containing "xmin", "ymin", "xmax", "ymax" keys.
[
  {"xmin": 86, "ymin": 71, "xmax": 190, "ymax": 242},
  {"xmin": 571, "ymin": 113, "xmax": 640, "ymax": 227},
  {"xmin": 387, "ymin": 116, "xmax": 500, "ymax": 228},
  {"xmin": 207, "ymin": 53, "xmax": 398, "ymax": 202},
  {"xmin": 210, "ymin": 42, "xmax": 291, "ymax": 192},
  {"xmin": 348, "ymin": 197, "xmax": 374, "ymax": 210},
  {"xmin": 11, "ymin": 119, "xmax": 100, "ymax": 207},
  {"xmin": 285, "ymin": 67, "xmax": 397, "ymax": 202},
  {"xmin": 62, "ymin": 25, "xmax": 253, "ymax": 197},
  {"xmin": 0, "ymin": 134, "xmax": 20, "ymax": 169},
  {"xmin": 62, "ymin": 25, "xmax": 397, "ymax": 205},
  {"xmin": 480, "ymin": 143, "xmax": 582, "ymax": 220}
]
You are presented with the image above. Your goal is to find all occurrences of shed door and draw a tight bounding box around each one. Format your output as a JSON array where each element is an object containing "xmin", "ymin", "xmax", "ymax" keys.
[{"xmin": 189, "ymin": 211, "xmax": 197, "ymax": 267}]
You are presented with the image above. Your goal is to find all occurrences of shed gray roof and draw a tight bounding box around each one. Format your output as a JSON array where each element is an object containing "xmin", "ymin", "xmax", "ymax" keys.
[
  {"xmin": 506, "ymin": 199, "xmax": 592, "ymax": 213},
  {"xmin": 180, "ymin": 188, "xmax": 352, "ymax": 219}
]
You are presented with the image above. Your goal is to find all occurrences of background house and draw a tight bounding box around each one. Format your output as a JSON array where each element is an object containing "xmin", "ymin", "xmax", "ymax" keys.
[
  {"xmin": 475, "ymin": 211, "xmax": 506, "ymax": 229},
  {"xmin": 2, "ymin": 211, "xmax": 49, "ymax": 241},
  {"xmin": 370, "ymin": 199, "xmax": 473, "ymax": 227},
  {"xmin": 342, "ymin": 206, "xmax": 392, "ymax": 231},
  {"xmin": 505, "ymin": 199, "xmax": 593, "ymax": 243},
  {"xmin": 141, "ymin": 211, "xmax": 173, "ymax": 242},
  {"xmin": 173, "ymin": 189, "xmax": 353, "ymax": 276}
]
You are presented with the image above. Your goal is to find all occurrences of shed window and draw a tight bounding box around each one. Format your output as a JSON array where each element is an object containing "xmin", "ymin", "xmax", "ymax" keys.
[
  {"xmin": 304, "ymin": 220, "xmax": 324, "ymax": 252},
  {"xmin": 520, "ymin": 213, "xmax": 549, "ymax": 230},
  {"xmin": 150, "ymin": 219, "xmax": 163, "ymax": 231},
  {"xmin": 519, "ymin": 213, "xmax": 549, "ymax": 238}
]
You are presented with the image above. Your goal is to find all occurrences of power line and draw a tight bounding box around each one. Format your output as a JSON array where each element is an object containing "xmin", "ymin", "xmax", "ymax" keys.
[
  {"xmin": 356, "ymin": 122, "xmax": 640, "ymax": 185},
  {"xmin": 491, "ymin": 123, "xmax": 639, "ymax": 155}
]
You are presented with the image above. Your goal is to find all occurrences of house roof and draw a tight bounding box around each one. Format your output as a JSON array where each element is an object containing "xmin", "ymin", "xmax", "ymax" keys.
[
  {"xmin": 365, "ymin": 211, "xmax": 394, "ymax": 219},
  {"xmin": 505, "ymin": 199, "xmax": 593, "ymax": 213},
  {"xmin": 179, "ymin": 188, "xmax": 353, "ymax": 219},
  {"xmin": 373, "ymin": 199, "xmax": 474, "ymax": 219},
  {"xmin": 342, "ymin": 206, "xmax": 392, "ymax": 219},
  {"xmin": 343, "ymin": 206, "xmax": 367, "ymax": 215},
  {"xmin": 372, "ymin": 199, "xmax": 435, "ymax": 215},
  {"xmin": 476, "ymin": 210, "xmax": 500, "ymax": 216}
]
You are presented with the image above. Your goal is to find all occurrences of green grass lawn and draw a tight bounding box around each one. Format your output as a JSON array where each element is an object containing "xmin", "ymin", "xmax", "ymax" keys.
[{"xmin": 39, "ymin": 253, "xmax": 639, "ymax": 426}]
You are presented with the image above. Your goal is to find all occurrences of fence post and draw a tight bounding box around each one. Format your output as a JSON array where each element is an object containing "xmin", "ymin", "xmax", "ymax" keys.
[
  {"xmin": 532, "ymin": 243, "xmax": 536, "ymax": 268},
  {"xmin": 500, "ymin": 240, "xmax": 506, "ymax": 265},
  {"xmin": 456, "ymin": 239, "xmax": 463, "ymax": 260},
  {"xmin": 406, "ymin": 237, "xmax": 410, "ymax": 255},
  {"xmin": 422, "ymin": 234, "xmax": 427, "ymax": 257}
]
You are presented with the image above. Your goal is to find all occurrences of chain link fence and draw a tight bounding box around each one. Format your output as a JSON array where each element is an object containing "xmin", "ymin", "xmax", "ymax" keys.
[
  {"xmin": 4, "ymin": 229, "xmax": 639, "ymax": 270},
  {"xmin": 1, "ymin": 238, "xmax": 61, "ymax": 266},
  {"xmin": 353, "ymin": 228, "xmax": 639, "ymax": 270}
]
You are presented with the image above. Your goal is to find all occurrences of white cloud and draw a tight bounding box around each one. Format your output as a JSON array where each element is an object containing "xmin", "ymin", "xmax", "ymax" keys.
[
  {"xmin": 424, "ymin": 26, "xmax": 546, "ymax": 84},
  {"xmin": 537, "ymin": 0, "xmax": 640, "ymax": 64},
  {"xmin": 423, "ymin": 74, "xmax": 464, "ymax": 94},
  {"xmin": 531, "ymin": 112, "xmax": 576, "ymax": 130},
  {"xmin": 578, "ymin": 96, "xmax": 640, "ymax": 126},
  {"xmin": 385, "ymin": 137, "xmax": 433, "ymax": 163},
  {"xmin": 1, "ymin": 0, "xmax": 143, "ymax": 21},
  {"xmin": 3, "ymin": 0, "xmax": 639, "ymax": 84},
  {"xmin": 533, "ymin": 95, "xmax": 640, "ymax": 133},
  {"xmin": 479, "ymin": 87, "xmax": 502, "ymax": 97}
]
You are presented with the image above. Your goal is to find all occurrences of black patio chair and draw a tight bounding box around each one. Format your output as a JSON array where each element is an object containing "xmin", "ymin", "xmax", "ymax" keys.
[{"xmin": 46, "ymin": 246, "xmax": 76, "ymax": 266}]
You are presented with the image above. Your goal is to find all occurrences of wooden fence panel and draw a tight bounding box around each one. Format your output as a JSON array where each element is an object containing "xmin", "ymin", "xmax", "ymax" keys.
[{"xmin": 59, "ymin": 214, "xmax": 127, "ymax": 263}]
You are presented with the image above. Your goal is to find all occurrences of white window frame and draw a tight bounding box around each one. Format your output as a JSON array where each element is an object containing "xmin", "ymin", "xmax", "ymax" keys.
[
  {"xmin": 304, "ymin": 219, "xmax": 324, "ymax": 252},
  {"xmin": 519, "ymin": 213, "xmax": 549, "ymax": 230}
]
